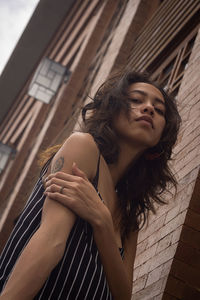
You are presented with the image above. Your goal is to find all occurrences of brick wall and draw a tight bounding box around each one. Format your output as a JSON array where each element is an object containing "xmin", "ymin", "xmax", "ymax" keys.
[{"xmin": 131, "ymin": 28, "xmax": 200, "ymax": 300}]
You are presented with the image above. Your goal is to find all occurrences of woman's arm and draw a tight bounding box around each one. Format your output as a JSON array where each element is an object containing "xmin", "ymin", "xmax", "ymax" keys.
[
  {"xmin": 0, "ymin": 133, "xmax": 99, "ymax": 299},
  {"xmin": 92, "ymin": 214, "xmax": 138, "ymax": 300},
  {"xmin": 44, "ymin": 151, "xmax": 138, "ymax": 299},
  {"xmin": 0, "ymin": 202, "xmax": 75, "ymax": 299}
]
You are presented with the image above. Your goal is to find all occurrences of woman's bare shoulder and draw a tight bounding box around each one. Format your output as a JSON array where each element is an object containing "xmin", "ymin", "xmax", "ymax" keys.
[
  {"xmin": 62, "ymin": 132, "xmax": 99, "ymax": 157},
  {"xmin": 52, "ymin": 132, "xmax": 99, "ymax": 180},
  {"xmin": 65, "ymin": 132, "xmax": 97, "ymax": 148}
]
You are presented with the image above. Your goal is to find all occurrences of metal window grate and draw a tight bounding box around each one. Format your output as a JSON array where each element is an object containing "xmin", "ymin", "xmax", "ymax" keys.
[
  {"xmin": 0, "ymin": 142, "xmax": 14, "ymax": 174},
  {"xmin": 127, "ymin": 0, "xmax": 200, "ymax": 72},
  {"xmin": 151, "ymin": 30, "xmax": 198, "ymax": 98},
  {"xmin": 28, "ymin": 58, "xmax": 70, "ymax": 103}
]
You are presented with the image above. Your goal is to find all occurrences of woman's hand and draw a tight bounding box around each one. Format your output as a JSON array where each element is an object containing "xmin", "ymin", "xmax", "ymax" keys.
[{"xmin": 44, "ymin": 163, "xmax": 110, "ymax": 227}]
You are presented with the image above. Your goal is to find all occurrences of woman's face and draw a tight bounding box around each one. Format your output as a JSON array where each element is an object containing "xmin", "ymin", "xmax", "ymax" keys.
[{"xmin": 113, "ymin": 82, "xmax": 166, "ymax": 151}]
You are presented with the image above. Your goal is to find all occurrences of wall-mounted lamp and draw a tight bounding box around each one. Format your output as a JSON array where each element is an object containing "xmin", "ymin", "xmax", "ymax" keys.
[{"xmin": 28, "ymin": 57, "xmax": 71, "ymax": 103}]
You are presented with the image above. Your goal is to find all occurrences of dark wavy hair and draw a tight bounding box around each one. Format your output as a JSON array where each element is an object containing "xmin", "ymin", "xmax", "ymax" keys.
[{"xmin": 81, "ymin": 71, "xmax": 181, "ymax": 238}]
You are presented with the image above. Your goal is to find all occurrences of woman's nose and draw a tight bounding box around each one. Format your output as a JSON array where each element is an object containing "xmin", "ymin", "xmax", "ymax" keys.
[{"xmin": 141, "ymin": 103, "xmax": 154, "ymax": 116}]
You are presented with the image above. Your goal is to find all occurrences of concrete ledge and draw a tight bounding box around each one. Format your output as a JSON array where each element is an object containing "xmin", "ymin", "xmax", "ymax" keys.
[{"xmin": 0, "ymin": 0, "xmax": 74, "ymax": 122}]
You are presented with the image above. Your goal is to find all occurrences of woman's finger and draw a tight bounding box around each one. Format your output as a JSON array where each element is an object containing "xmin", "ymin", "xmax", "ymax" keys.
[
  {"xmin": 45, "ymin": 172, "xmax": 72, "ymax": 182},
  {"xmin": 45, "ymin": 171, "xmax": 84, "ymax": 183},
  {"xmin": 45, "ymin": 183, "xmax": 62, "ymax": 193},
  {"xmin": 45, "ymin": 177, "xmax": 72, "ymax": 189},
  {"xmin": 45, "ymin": 184, "xmax": 76, "ymax": 198}
]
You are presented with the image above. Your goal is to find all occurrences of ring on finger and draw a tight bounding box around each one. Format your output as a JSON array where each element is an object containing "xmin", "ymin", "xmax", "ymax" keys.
[{"xmin": 59, "ymin": 186, "xmax": 65, "ymax": 194}]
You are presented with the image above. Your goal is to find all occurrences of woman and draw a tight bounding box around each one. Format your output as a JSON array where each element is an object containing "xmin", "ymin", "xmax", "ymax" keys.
[{"xmin": 0, "ymin": 71, "xmax": 181, "ymax": 299}]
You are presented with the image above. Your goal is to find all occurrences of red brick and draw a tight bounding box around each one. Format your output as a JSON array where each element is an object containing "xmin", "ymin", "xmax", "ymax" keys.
[
  {"xmin": 153, "ymin": 294, "xmax": 163, "ymax": 300},
  {"xmin": 180, "ymin": 225, "xmax": 200, "ymax": 250},
  {"xmin": 137, "ymin": 259, "xmax": 152, "ymax": 278},
  {"xmin": 183, "ymin": 120, "xmax": 200, "ymax": 141},
  {"xmin": 189, "ymin": 175, "xmax": 200, "ymax": 213},
  {"xmin": 188, "ymin": 101, "xmax": 200, "ymax": 120},
  {"xmin": 178, "ymin": 87, "xmax": 196, "ymax": 103},
  {"xmin": 142, "ymin": 212, "xmax": 186, "ymax": 251},
  {"xmin": 176, "ymin": 158, "xmax": 200, "ymax": 180},
  {"xmin": 133, "ymin": 265, "xmax": 141, "ymax": 281},
  {"xmin": 165, "ymin": 275, "xmax": 185, "ymax": 298},
  {"xmin": 161, "ymin": 211, "xmax": 186, "ymax": 237},
  {"xmin": 160, "ymin": 259, "xmax": 173, "ymax": 277},
  {"xmin": 177, "ymin": 167, "xmax": 199, "ymax": 188},
  {"xmin": 136, "ymin": 239, "xmax": 148, "ymax": 256},
  {"xmin": 175, "ymin": 241, "xmax": 200, "ymax": 269},
  {"xmin": 179, "ymin": 183, "xmax": 196, "ymax": 213},
  {"xmin": 138, "ymin": 214, "xmax": 166, "ymax": 243},
  {"xmin": 135, "ymin": 244, "xmax": 157, "ymax": 267},
  {"xmin": 146, "ymin": 265, "xmax": 163, "ymax": 287},
  {"xmin": 170, "ymin": 259, "xmax": 200, "ymax": 289},
  {"xmin": 165, "ymin": 274, "xmax": 200, "ymax": 299},
  {"xmin": 164, "ymin": 205, "xmax": 181, "ymax": 224},
  {"xmin": 132, "ymin": 274, "xmax": 147, "ymax": 294},
  {"xmin": 174, "ymin": 133, "xmax": 200, "ymax": 158},
  {"xmin": 132, "ymin": 277, "xmax": 167, "ymax": 300},
  {"xmin": 171, "ymin": 226, "xmax": 182, "ymax": 244},
  {"xmin": 179, "ymin": 91, "xmax": 199, "ymax": 111},
  {"xmin": 145, "ymin": 200, "xmax": 174, "ymax": 226},
  {"xmin": 148, "ymin": 244, "xmax": 178, "ymax": 273},
  {"xmin": 162, "ymin": 292, "xmax": 177, "ymax": 300},
  {"xmin": 180, "ymin": 120, "xmax": 200, "ymax": 142},
  {"xmin": 174, "ymin": 147, "xmax": 199, "ymax": 176},
  {"xmin": 185, "ymin": 208, "xmax": 200, "ymax": 231},
  {"xmin": 156, "ymin": 234, "xmax": 173, "ymax": 254}
]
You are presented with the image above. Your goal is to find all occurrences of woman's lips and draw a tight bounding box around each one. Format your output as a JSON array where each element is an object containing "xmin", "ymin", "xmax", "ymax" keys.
[{"xmin": 136, "ymin": 116, "xmax": 154, "ymax": 128}]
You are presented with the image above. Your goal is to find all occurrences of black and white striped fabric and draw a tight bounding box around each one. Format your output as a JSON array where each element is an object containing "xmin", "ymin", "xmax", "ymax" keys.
[{"xmin": 0, "ymin": 158, "xmax": 124, "ymax": 299}]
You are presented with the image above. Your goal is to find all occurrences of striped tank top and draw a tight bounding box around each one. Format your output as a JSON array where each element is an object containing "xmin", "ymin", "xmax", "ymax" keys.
[{"xmin": 0, "ymin": 155, "xmax": 124, "ymax": 299}]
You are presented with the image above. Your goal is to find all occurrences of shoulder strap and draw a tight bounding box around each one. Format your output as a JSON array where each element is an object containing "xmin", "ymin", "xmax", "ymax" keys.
[
  {"xmin": 40, "ymin": 154, "xmax": 54, "ymax": 177},
  {"xmin": 92, "ymin": 152, "xmax": 101, "ymax": 189}
]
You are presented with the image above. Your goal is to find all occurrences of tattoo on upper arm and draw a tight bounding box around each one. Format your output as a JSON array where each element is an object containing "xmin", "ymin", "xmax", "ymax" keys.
[{"xmin": 52, "ymin": 156, "xmax": 64, "ymax": 173}]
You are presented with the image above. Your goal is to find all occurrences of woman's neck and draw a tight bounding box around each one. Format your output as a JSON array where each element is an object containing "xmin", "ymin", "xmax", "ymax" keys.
[{"xmin": 108, "ymin": 142, "xmax": 145, "ymax": 186}]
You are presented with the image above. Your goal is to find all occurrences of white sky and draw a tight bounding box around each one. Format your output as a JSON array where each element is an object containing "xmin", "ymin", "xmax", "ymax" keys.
[{"xmin": 0, "ymin": 0, "xmax": 40, "ymax": 75}]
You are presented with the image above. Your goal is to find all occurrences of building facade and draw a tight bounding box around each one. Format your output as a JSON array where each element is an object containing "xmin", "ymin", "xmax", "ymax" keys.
[{"xmin": 0, "ymin": 0, "xmax": 200, "ymax": 298}]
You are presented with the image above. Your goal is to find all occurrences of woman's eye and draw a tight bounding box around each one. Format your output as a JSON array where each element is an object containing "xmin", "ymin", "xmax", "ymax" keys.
[
  {"xmin": 155, "ymin": 107, "xmax": 165, "ymax": 116},
  {"xmin": 130, "ymin": 98, "xmax": 141, "ymax": 104}
]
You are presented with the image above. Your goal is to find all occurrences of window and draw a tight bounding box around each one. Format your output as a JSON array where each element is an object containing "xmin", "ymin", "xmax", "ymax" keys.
[
  {"xmin": 0, "ymin": 142, "xmax": 15, "ymax": 174},
  {"xmin": 151, "ymin": 31, "xmax": 197, "ymax": 98},
  {"xmin": 28, "ymin": 58, "xmax": 70, "ymax": 103}
]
